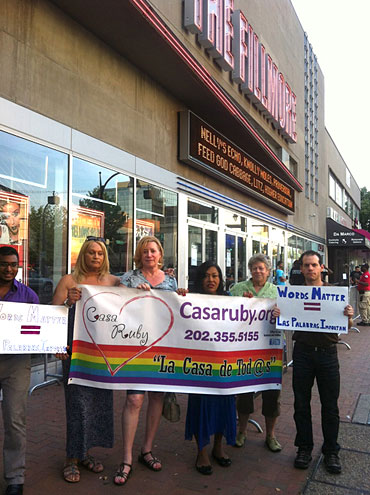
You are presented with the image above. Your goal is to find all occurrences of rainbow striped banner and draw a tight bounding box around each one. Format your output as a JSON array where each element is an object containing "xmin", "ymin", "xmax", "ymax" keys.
[{"xmin": 69, "ymin": 285, "xmax": 283, "ymax": 394}]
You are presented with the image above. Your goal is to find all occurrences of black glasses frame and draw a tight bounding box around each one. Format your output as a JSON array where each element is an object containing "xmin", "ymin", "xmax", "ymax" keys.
[{"xmin": 86, "ymin": 236, "xmax": 106, "ymax": 244}]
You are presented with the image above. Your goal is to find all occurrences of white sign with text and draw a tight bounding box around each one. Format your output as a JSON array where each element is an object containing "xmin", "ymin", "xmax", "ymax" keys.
[
  {"xmin": 276, "ymin": 285, "xmax": 348, "ymax": 333},
  {"xmin": 0, "ymin": 301, "xmax": 68, "ymax": 353}
]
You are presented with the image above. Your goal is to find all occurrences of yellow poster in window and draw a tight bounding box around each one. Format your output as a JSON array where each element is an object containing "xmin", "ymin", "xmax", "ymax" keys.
[{"xmin": 71, "ymin": 206, "xmax": 105, "ymax": 268}]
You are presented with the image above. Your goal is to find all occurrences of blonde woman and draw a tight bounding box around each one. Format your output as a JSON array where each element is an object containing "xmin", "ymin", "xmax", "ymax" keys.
[
  {"xmin": 114, "ymin": 236, "xmax": 178, "ymax": 486},
  {"xmin": 53, "ymin": 237, "xmax": 120, "ymax": 483}
]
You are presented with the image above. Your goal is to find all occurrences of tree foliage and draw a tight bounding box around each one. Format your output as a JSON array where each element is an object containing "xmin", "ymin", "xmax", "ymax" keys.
[{"xmin": 360, "ymin": 187, "xmax": 370, "ymax": 230}]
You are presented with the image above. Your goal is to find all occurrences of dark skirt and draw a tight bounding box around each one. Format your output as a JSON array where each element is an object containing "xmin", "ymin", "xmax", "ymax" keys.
[
  {"xmin": 62, "ymin": 306, "xmax": 114, "ymax": 459},
  {"xmin": 62, "ymin": 359, "xmax": 114, "ymax": 459},
  {"xmin": 185, "ymin": 394, "xmax": 236, "ymax": 450}
]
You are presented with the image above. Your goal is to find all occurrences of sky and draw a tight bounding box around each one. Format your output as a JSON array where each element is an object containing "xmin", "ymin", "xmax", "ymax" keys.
[{"xmin": 291, "ymin": 0, "xmax": 370, "ymax": 191}]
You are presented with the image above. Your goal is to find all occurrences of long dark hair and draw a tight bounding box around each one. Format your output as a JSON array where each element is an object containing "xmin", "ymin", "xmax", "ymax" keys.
[{"xmin": 193, "ymin": 261, "xmax": 225, "ymax": 295}]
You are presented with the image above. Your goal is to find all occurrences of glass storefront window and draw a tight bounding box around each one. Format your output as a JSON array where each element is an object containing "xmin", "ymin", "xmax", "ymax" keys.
[
  {"xmin": 0, "ymin": 130, "xmax": 68, "ymax": 303},
  {"xmin": 72, "ymin": 157, "xmax": 134, "ymax": 275},
  {"xmin": 205, "ymin": 229, "xmax": 217, "ymax": 262},
  {"xmin": 224, "ymin": 210, "xmax": 247, "ymax": 232},
  {"xmin": 188, "ymin": 200, "xmax": 218, "ymax": 224},
  {"xmin": 252, "ymin": 223, "xmax": 269, "ymax": 238},
  {"xmin": 136, "ymin": 180, "xmax": 177, "ymax": 271},
  {"xmin": 261, "ymin": 242, "xmax": 268, "ymax": 255},
  {"xmin": 237, "ymin": 236, "xmax": 247, "ymax": 282},
  {"xmin": 252, "ymin": 240, "xmax": 260, "ymax": 254},
  {"xmin": 225, "ymin": 234, "xmax": 235, "ymax": 289},
  {"xmin": 187, "ymin": 226, "xmax": 217, "ymax": 290},
  {"xmin": 287, "ymin": 234, "xmax": 297, "ymax": 271}
]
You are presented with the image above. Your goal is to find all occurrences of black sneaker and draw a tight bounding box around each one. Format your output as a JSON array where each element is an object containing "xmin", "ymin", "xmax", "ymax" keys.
[
  {"xmin": 294, "ymin": 449, "xmax": 312, "ymax": 469},
  {"xmin": 324, "ymin": 453, "xmax": 341, "ymax": 474}
]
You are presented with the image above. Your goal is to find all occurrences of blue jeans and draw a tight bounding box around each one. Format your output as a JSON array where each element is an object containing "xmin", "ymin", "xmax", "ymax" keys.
[{"xmin": 292, "ymin": 342, "xmax": 340, "ymax": 454}]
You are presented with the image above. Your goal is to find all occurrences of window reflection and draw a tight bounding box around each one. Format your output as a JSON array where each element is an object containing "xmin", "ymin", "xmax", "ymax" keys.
[
  {"xmin": 188, "ymin": 200, "xmax": 218, "ymax": 224},
  {"xmin": 224, "ymin": 211, "xmax": 247, "ymax": 232},
  {"xmin": 0, "ymin": 130, "xmax": 68, "ymax": 303},
  {"xmin": 136, "ymin": 181, "xmax": 178, "ymax": 271},
  {"xmin": 251, "ymin": 223, "xmax": 269, "ymax": 238},
  {"xmin": 72, "ymin": 157, "xmax": 134, "ymax": 275}
]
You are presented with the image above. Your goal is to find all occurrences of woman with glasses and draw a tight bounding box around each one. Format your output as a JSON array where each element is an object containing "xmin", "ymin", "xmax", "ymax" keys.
[
  {"xmin": 53, "ymin": 237, "xmax": 120, "ymax": 483},
  {"xmin": 114, "ymin": 236, "xmax": 178, "ymax": 486}
]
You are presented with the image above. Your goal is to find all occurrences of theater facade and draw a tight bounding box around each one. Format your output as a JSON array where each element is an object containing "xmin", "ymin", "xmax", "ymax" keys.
[{"xmin": 0, "ymin": 0, "xmax": 362, "ymax": 305}]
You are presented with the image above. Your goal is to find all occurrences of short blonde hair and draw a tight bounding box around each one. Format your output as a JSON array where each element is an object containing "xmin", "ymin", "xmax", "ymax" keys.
[
  {"xmin": 134, "ymin": 236, "xmax": 164, "ymax": 269},
  {"xmin": 73, "ymin": 240, "xmax": 110, "ymax": 283}
]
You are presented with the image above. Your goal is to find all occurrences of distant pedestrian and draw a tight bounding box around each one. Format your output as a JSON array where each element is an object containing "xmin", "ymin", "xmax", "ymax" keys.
[
  {"xmin": 357, "ymin": 263, "xmax": 370, "ymax": 326},
  {"xmin": 275, "ymin": 261, "xmax": 286, "ymax": 285},
  {"xmin": 321, "ymin": 264, "xmax": 333, "ymax": 282},
  {"xmin": 289, "ymin": 259, "xmax": 305, "ymax": 285},
  {"xmin": 350, "ymin": 266, "xmax": 361, "ymax": 286}
]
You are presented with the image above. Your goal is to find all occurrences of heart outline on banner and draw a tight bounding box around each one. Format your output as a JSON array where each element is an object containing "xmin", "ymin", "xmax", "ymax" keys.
[{"xmin": 81, "ymin": 292, "xmax": 175, "ymax": 376}]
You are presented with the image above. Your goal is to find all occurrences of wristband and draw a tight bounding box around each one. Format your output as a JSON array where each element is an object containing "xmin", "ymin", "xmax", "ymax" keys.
[{"xmin": 63, "ymin": 298, "xmax": 72, "ymax": 309}]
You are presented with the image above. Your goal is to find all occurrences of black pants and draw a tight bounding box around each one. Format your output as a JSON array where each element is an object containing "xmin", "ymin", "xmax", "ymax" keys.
[{"xmin": 292, "ymin": 342, "xmax": 340, "ymax": 454}]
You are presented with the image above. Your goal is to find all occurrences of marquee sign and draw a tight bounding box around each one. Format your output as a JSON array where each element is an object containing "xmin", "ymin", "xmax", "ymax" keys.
[
  {"xmin": 184, "ymin": 0, "xmax": 297, "ymax": 143},
  {"xmin": 179, "ymin": 111, "xmax": 295, "ymax": 213}
]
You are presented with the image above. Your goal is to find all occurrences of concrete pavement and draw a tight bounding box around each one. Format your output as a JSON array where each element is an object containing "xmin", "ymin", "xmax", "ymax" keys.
[{"xmin": 1, "ymin": 325, "xmax": 369, "ymax": 494}]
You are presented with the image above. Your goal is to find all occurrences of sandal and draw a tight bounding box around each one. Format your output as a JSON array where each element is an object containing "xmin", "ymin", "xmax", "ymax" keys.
[
  {"xmin": 63, "ymin": 462, "xmax": 80, "ymax": 483},
  {"xmin": 80, "ymin": 454, "xmax": 104, "ymax": 473},
  {"xmin": 114, "ymin": 463, "xmax": 132, "ymax": 486},
  {"xmin": 138, "ymin": 451, "xmax": 162, "ymax": 471}
]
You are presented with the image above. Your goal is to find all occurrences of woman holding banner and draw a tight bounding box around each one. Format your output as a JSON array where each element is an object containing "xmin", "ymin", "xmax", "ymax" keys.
[
  {"xmin": 114, "ymin": 236, "xmax": 178, "ymax": 486},
  {"xmin": 53, "ymin": 237, "xmax": 120, "ymax": 483},
  {"xmin": 230, "ymin": 254, "xmax": 282, "ymax": 452},
  {"xmin": 185, "ymin": 261, "xmax": 236, "ymax": 475}
]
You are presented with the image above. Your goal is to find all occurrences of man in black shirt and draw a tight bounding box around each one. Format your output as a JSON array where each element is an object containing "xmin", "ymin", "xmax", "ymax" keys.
[
  {"xmin": 289, "ymin": 259, "xmax": 305, "ymax": 285},
  {"xmin": 350, "ymin": 266, "xmax": 361, "ymax": 286},
  {"xmin": 291, "ymin": 251, "xmax": 353, "ymax": 474}
]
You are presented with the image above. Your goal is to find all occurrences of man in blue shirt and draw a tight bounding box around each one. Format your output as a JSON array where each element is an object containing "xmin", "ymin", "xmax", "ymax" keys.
[
  {"xmin": 0, "ymin": 246, "xmax": 39, "ymax": 495},
  {"xmin": 275, "ymin": 261, "xmax": 286, "ymax": 285}
]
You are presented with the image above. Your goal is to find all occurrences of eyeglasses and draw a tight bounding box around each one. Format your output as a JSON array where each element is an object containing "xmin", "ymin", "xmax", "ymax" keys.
[
  {"xmin": 0, "ymin": 262, "xmax": 19, "ymax": 269},
  {"xmin": 86, "ymin": 236, "xmax": 106, "ymax": 244}
]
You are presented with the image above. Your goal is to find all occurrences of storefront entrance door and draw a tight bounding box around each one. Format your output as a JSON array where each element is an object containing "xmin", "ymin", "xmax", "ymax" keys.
[
  {"xmin": 225, "ymin": 233, "xmax": 247, "ymax": 290},
  {"xmin": 188, "ymin": 224, "xmax": 218, "ymax": 291}
]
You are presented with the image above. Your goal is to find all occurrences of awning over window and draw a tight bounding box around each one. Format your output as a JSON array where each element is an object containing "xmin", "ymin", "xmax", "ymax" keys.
[
  {"xmin": 327, "ymin": 218, "xmax": 370, "ymax": 249},
  {"xmin": 353, "ymin": 228, "xmax": 370, "ymax": 242}
]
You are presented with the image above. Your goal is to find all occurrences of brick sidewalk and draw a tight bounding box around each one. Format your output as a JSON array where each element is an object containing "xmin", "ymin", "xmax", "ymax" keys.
[{"xmin": 0, "ymin": 326, "xmax": 369, "ymax": 494}]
